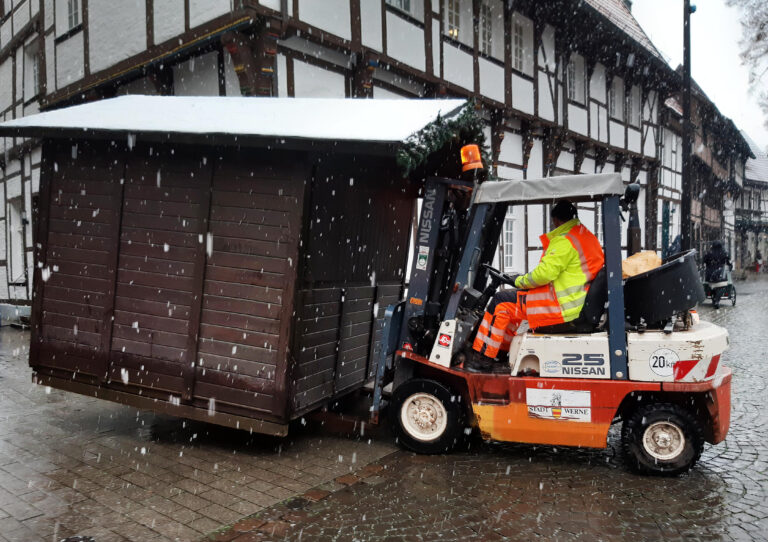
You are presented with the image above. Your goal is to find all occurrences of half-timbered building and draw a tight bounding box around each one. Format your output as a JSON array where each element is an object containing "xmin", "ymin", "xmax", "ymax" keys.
[
  {"xmin": 0, "ymin": 0, "xmax": 752, "ymax": 319},
  {"xmin": 736, "ymin": 132, "xmax": 768, "ymax": 271}
]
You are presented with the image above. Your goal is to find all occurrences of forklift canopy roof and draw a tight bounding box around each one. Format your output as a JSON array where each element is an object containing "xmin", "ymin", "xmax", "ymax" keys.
[
  {"xmin": 474, "ymin": 173, "xmax": 624, "ymax": 205},
  {"xmin": 0, "ymin": 96, "xmax": 467, "ymax": 145}
]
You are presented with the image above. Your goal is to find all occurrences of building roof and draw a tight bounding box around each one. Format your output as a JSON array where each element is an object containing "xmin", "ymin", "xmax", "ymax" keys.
[
  {"xmin": 742, "ymin": 130, "xmax": 768, "ymax": 184},
  {"xmin": 0, "ymin": 96, "xmax": 467, "ymax": 145},
  {"xmin": 583, "ymin": 0, "xmax": 666, "ymax": 62}
]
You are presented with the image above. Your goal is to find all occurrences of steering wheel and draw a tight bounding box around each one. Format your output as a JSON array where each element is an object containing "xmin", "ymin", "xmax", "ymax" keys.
[{"xmin": 480, "ymin": 263, "xmax": 518, "ymax": 286}]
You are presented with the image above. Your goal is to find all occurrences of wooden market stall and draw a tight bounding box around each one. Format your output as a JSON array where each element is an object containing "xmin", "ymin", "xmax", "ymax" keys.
[{"xmin": 0, "ymin": 96, "xmax": 471, "ymax": 435}]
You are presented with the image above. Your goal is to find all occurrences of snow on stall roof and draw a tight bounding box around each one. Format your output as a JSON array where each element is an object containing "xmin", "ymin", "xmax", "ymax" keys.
[
  {"xmin": 742, "ymin": 130, "xmax": 768, "ymax": 184},
  {"xmin": 0, "ymin": 96, "xmax": 467, "ymax": 143}
]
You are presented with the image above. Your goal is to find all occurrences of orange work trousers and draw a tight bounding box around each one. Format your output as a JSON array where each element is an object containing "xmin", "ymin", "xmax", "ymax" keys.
[{"xmin": 472, "ymin": 290, "xmax": 525, "ymax": 359}]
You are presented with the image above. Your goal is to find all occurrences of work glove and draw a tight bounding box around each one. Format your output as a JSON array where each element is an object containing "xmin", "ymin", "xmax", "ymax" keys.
[{"xmin": 503, "ymin": 273, "xmax": 521, "ymax": 287}]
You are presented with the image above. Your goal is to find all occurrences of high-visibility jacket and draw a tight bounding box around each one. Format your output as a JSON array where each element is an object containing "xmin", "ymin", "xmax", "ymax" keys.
[{"xmin": 513, "ymin": 218, "xmax": 604, "ymax": 328}]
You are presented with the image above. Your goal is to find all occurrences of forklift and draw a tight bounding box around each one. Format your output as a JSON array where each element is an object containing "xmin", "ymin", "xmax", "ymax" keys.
[{"xmin": 370, "ymin": 145, "xmax": 731, "ymax": 476}]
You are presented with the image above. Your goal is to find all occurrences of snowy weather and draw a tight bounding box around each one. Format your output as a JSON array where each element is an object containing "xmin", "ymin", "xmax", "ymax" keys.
[{"xmin": 0, "ymin": 1, "xmax": 766, "ymax": 541}]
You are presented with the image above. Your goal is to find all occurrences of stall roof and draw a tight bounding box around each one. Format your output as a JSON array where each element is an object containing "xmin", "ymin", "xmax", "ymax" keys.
[
  {"xmin": 475, "ymin": 173, "xmax": 624, "ymax": 205},
  {"xmin": 0, "ymin": 96, "xmax": 467, "ymax": 145}
]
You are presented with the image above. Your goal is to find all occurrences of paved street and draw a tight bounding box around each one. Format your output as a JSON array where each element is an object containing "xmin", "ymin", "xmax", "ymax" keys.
[
  {"xmin": 0, "ymin": 278, "xmax": 766, "ymax": 542},
  {"xmin": 208, "ymin": 277, "xmax": 768, "ymax": 542},
  {"xmin": 0, "ymin": 330, "xmax": 395, "ymax": 542}
]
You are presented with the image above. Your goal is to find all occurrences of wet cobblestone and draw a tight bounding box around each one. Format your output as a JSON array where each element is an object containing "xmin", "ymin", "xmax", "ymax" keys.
[
  {"xmin": 0, "ymin": 331, "xmax": 394, "ymax": 541},
  {"xmin": 211, "ymin": 277, "xmax": 768, "ymax": 542}
]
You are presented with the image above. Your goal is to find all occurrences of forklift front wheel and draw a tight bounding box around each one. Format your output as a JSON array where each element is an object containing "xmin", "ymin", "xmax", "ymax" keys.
[
  {"xmin": 621, "ymin": 402, "xmax": 705, "ymax": 476},
  {"xmin": 390, "ymin": 379, "xmax": 465, "ymax": 454}
]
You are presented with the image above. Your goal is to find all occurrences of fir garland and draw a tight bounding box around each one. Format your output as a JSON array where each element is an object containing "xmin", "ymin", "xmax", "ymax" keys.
[{"xmin": 396, "ymin": 102, "xmax": 491, "ymax": 177}]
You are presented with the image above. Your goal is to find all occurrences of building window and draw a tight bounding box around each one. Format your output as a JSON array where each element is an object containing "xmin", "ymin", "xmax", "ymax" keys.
[
  {"xmin": 479, "ymin": 2, "xmax": 493, "ymax": 56},
  {"xmin": 567, "ymin": 54, "xmax": 586, "ymax": 104},
  {"xmin": 386, "ymin": 0, "xmax": 412, "ymax": 14},
  {"xmin": 67, "ymin": 0, "xmax": 80, "ymax": 30},
  {"xmin": 608, "ymin": 77, "xmax": 624, "ymax": 120},
  {"xmin": 447, "ymin": 0, "xmax": 460, "ymax": 40},
  {"xmin": 24, "ymin": 45, "xmax": 40, "ymax": 100},
  {"xmin": 503, "ymin": 210, "xmax": 515, "ymax": 272},
  {"xmin": 512, "ymin": 21, "xmax": 524, "ymax": 72}
]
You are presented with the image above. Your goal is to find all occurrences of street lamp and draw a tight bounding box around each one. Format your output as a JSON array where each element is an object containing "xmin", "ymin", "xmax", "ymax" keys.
[{"xmin": 681, "ymin": 1, "xmax": 696, "ymax": 252}]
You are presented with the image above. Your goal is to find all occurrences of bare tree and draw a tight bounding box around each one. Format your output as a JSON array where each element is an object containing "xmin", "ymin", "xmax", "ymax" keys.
[{"xmin": 728, "ymin": 0, "xmax": 768, "ymax": 133}]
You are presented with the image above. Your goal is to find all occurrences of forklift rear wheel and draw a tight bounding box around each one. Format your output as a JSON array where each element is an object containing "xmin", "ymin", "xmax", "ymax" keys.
[
  {"xmin": 391, "ymin": 379, "xmax": 464, "ymax": 454},
  {"xmin": 622, "ymin": 403, "xmax": 704, "ymax": 476}
]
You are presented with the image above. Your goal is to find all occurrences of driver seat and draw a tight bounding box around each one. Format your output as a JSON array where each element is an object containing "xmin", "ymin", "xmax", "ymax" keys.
[{"xmin": 531, "ymin": 267, "xmax": 607, "ymax": 334}]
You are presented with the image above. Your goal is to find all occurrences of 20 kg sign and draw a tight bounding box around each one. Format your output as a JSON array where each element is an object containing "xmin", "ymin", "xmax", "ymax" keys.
[{"xmin": 648, "ymin": 347, "xmax": 679, "ymax": 377}]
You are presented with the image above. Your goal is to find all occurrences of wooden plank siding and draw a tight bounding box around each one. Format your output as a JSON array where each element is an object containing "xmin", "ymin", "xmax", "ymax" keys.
[{"xmin": 193, "ymin": 152, "xmax": 305, "ymax": 419}]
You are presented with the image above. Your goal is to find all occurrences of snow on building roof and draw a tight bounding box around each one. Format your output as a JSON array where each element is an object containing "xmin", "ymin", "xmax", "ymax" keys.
[
  {"xmin": 0, "ymin": 96, "xmax": 467, "ymax": 145},
  {"xmin": 584, "ymin": 0, "xmax": 666, "ymax": 62},
  {"xmin": 742, "ymin": 130, "xmax": 768, "ymax": 184}
]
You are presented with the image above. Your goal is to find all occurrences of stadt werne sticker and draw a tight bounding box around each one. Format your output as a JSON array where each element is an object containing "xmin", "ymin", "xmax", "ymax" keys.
[{"xmin": 525, "ymin": 389, "xmax": 592, "ymax": 422}]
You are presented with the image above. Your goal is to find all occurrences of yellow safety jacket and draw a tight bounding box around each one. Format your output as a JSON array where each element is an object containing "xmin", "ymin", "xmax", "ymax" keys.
[{"xmin": 513, "ymin": 218, "xmax": 605, "ymax": 327}]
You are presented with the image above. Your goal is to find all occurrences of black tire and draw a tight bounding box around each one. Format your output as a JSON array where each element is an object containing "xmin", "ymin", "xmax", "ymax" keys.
[
  {"xmin": 390, "ymin": 379, "xmax": 465, "ymax": 454},
  {"xmin": 622, "ymin": 402, "xmax": 705, "ymax": 476},
  {"xmin": 731, "ymin": 285, "xmax": 737, "ymax": 306}
]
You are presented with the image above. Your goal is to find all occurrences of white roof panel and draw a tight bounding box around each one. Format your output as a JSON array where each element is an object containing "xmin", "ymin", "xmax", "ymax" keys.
[
  {"xmin": 474, "ymin": 173, "xmax": 625, "ymax": 204},
  {"xmin": 0, "ymin": 96, "xmax": 467, "ymax": 143}
]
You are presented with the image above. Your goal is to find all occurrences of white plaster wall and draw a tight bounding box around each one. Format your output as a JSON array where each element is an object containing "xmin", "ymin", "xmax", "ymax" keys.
[
  {"xmin": 6, "ymin": 176, "xmax": 21, "ymax": 200},
  {"xmin": 55, "ymin": 32, "xmax": 85, "ymax": 88},
  {"xmin": 361, "ymin": 0, "xmax": 382, "ymax": 51},
  {"xmin": 643, "ymin": 126, "xmax": 656, "ymax": 157},
  {"xmin": 537, "ymin": 71, "xmax": 554, "ymax": 122},
  {"xmin": 293, "ymin": 61, "xmax": 346, "ymax": 98},
  {"xmin": 386, "ymin": 13, "xmax": 425, "ymax": 72},
  {"xmin": 45, "ymin": 34, "xmax": 55, "ymax": 93},
  {"xmin": 599, "ymin": 106, "xmax": 608, "ymax": 143},
  {"xmin": 0, "ymin": 57, "xmax": 11, "ymax": 111},
  {"xmin": 527, "ymin": 203, "xmax": 544, "ymax": 245},
  {"xmin": 373, "ymin": 86, "xmax": 406, "ymax": 99},
  {"xmin": 609, "ymin": 120, "xmax": 623, "ymax": 148},
  {"xmin": 590, "ymin": 63, "xmax": 606, "ymax": 103},
  {"xmin": 581, "ymin": 157, "xmax": 595, "ymax": 174},
  {"xmin": 277, "ymin": 54, "xmax": 288, "ymax": 97},
  {"xmin": 173, "ymin": 52, "xmax": 219, "ymax": 96},
  {"xmin": 644, "ymin": 90, "xmax": 657, "ymax": 121},
  {"xmin": 568, "ymin": 104, "xmax": 588, "ymax": 136},
  {"xmin": 14, "ymin": 3, "xmax": 30, "ymax": 34},
  {"xmin": 189, "ymin": 0, "xmax": 231, "ymax": 28},
  {"xmin": 154, "ymin": 0, "xmax": 185, "ymax": 45},
  {"xmin": 44, "ymin": 0, "xmax": 54, "ymax": 29},
  {"xmin": 628, "ymin": 128, "xmax": 641, "ymax": 153},
  {"xmin": 538, "ymin": 25, "xmax": 556, "ymax": 71},
  {"xmin": 499, "ymin": 131, "xmax": 523, "ymax": 165},
  {"xmin": 557, "ymin": 149, "xmax": 574, "ymax": 172},
  {"xmin": 259, "ymin": 0, "xmax": 281, "ymax": 10},
  {"xmin": 443, "ymin": 43, "xmax": 472, "ymax": 90},
  {"xmin": 432, "ymin": 18, "xmax": 440, "ymax": 77},
  {"xmin": 511, "ymin": 74, "xmax": 533, "ymax": 115},
  {"xmin": 528, "ymin": 138, "xmax": 543, "ymax": 178},
  {"xmin": 479, "ymin": 57, "xmax": 504, "ymax": 104},
  {"xmin": 0, "ymin": 19, "xmax": 10, "ymax": 50},
  {"xmin": 299, "ymin": 0, "xmax": 351, "ymax": 41},
  {"xmin": 89, "ymin": 0, "xmax": 146, "ymax": 73}
]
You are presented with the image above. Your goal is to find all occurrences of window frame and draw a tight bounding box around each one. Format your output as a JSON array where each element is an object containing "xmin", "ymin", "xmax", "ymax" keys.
[
  {"xmin": 67, "ymin": 0, "xmax": 80, "ymax": 31},
  {"xmin": 446, "ymin": 0, "xmax": 460, "ymax": 40},
  {"xmin": 566, "ymin": 55, "xmax": 586, "ymax": 105},
  {"xmin": 479, "ymin": 1, "xmax": 493, "ymax": 56},
  {"xmin": 512, "ymin": 21, "xmax": 524, "ymax": 73}
]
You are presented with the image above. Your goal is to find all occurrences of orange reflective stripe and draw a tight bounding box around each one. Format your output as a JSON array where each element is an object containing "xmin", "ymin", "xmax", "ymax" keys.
[{"xmin": 565, "ymin": 231, "xmax": 594, "ymax": 281}]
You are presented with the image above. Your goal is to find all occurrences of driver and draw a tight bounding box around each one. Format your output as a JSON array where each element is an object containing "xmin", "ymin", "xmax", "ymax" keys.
[{"xmin": 467, "ymin": 201, "xmax": 604, "ymax": 373}]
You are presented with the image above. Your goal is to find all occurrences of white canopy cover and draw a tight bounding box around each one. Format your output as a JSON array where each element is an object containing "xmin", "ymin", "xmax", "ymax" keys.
[
  {"xmin": 0, "ymin": 96, "xmax": 467, "ymax": 143},
  {"xmin": 474, "ymin": 173, "xmax": 624, "ymax": 204}
]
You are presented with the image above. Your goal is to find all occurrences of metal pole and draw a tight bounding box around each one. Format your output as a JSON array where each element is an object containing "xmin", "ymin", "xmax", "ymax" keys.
[{"xmin": 681, "ymin": 0, "xmax": 693, "ymax": 251}]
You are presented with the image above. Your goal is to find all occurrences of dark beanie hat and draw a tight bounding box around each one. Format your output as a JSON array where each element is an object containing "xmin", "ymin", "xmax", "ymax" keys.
[{"xmin": 551, "ymin": 200, "xmax": 577, "ymax": 222}]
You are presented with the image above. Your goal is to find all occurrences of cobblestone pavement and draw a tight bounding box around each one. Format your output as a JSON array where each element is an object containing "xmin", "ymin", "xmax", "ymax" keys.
[
  {"xmin": 0, "ymin": 329, "xmax": 395, "ymax": 542},
  {"xmin": 208, "ymin": 277, "xmax": 768, "ymax": 542}
]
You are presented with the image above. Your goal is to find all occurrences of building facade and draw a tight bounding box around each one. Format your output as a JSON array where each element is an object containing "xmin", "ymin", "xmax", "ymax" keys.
[
  {"xmin": 0, "ymin": 0, "xmax": 751, "ymax": 317},
  {"xmin": 736, "ymin": 132, "xmax": 768, "ymax": 270}
]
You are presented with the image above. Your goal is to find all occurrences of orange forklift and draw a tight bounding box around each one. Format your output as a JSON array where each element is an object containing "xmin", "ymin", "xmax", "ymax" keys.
[{"xmin": 370, "ymin": 147, "xmax": 731, "ymax": 476}]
